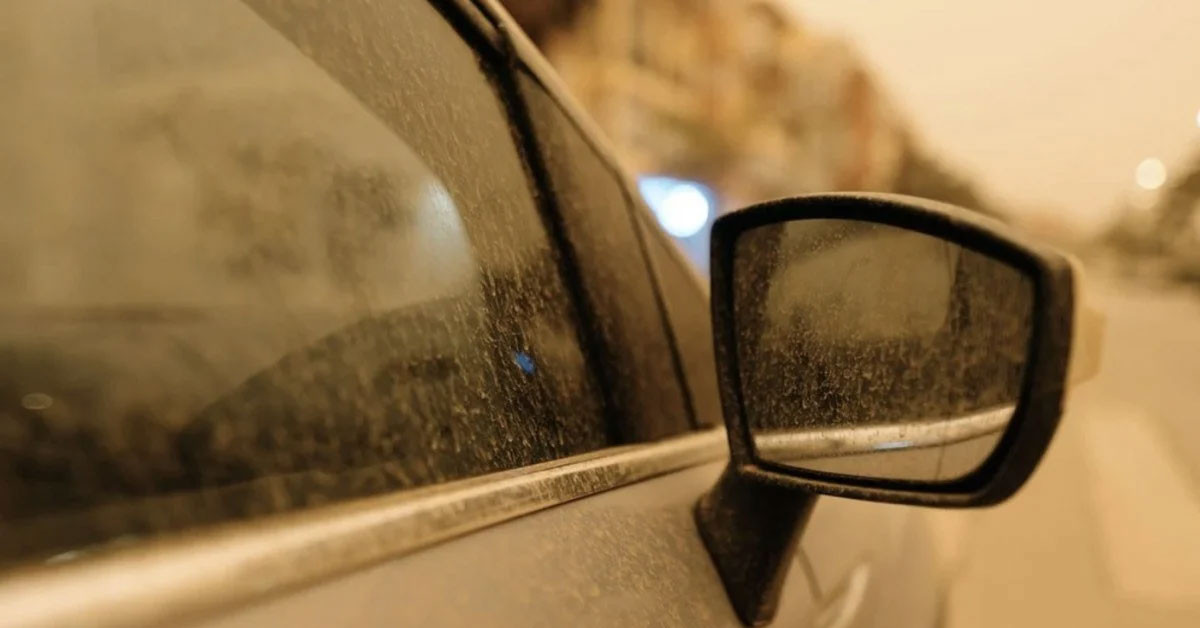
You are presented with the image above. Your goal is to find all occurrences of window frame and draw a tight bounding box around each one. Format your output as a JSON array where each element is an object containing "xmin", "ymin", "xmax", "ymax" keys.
[{"xmin": 480, "ymin": 3, "xmax": 707, "ymax": 438}]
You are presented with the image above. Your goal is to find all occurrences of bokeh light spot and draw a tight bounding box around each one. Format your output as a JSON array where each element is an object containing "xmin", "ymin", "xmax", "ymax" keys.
[
  {"xmin": 1136, "ymin": 158, "xmax": 1167, "ymax": 190},
  {"xmin": 638, "ymin": 176, "xmax": 715, "ymax": 238}
]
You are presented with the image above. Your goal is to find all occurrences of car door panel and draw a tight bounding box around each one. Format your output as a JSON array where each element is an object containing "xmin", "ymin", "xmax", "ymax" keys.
[
  {"xmin": 197, "ymin": 458, "xmax": 819, "ymax": 628},
  {"xmin": 801, "ymin": 499, "xmax": 940, "ymax": 628},
  {"xmin": 0, "ymin": 0, "xmax": 946, "ymax": 625}
]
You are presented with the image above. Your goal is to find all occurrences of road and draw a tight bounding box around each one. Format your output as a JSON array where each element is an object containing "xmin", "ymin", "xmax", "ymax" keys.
[{"xmin": 935, "ymin": 276, "xmax": 1200, "ymax": 627}]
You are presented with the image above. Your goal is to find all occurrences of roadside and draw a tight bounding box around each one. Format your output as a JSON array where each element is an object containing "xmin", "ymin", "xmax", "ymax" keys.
[{"xmin": 932, "ymin": 276, "xmax": 1200, "ymax": 628}]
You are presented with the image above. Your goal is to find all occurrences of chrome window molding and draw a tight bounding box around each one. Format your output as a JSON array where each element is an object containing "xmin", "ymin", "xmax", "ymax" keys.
[{"xmin": 0, "ymin": 429, "xmax": 726, "ymax": 628}]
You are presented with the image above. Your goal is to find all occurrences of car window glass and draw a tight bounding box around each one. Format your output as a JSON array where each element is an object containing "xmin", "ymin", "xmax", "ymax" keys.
[{"xmin": 0, "ymin": 0, "xmax": 608, "ymax": 564}]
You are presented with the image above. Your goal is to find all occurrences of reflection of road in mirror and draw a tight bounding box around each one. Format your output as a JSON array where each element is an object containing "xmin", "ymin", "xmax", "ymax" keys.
[{"xmin": 752, "ymin": 404, "xmax": 1013, "ymax": 482}]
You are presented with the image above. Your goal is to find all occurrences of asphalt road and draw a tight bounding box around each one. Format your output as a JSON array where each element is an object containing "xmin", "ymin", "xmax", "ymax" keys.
[{"xmin": 936, "ymin": 276, "xmax": 1200, "ymax": 627}]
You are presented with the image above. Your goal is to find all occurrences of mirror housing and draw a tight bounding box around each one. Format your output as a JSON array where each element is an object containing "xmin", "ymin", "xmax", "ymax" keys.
[{"xmin": 696, "ymin": 193, "xmax": 1076, "ymax": 625}]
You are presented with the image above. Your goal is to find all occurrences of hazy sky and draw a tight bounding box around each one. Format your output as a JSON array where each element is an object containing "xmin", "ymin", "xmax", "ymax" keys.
[{"xmin": 788, "ymin": 0, "xmax": 1200, "ymax": 235}]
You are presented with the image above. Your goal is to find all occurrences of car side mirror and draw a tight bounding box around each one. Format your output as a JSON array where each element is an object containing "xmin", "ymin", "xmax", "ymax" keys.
[{"xmin": 696, "ymin": 193, "xmax": 1076, "ymax": 625}]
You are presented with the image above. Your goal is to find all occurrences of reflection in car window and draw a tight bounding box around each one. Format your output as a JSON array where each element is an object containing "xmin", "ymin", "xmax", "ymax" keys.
[{"xmin": 0, "ymin": 0, "xmax": 608, "ymax": 563}]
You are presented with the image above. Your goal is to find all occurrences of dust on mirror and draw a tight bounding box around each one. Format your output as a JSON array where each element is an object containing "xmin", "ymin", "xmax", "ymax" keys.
[{"xmin": 733, "ymin": 219, "xmax": 1034, "ymax": 483}]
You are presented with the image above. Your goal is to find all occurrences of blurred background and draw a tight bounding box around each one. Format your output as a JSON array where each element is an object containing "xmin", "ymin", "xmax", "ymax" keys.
[{"xmin": 501, "ymin": 0, "xmax": 1200, "ymax": 626}]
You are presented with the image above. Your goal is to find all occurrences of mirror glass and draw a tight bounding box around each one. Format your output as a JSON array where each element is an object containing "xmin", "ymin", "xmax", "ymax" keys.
[{"xmin": 734, "ymin": 218, "xmax": 1034, "ymax": 483}]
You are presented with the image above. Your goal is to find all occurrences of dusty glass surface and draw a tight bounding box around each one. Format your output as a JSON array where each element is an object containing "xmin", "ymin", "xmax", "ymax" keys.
[
  {"xmin": 0, "ymin": 0, "xmax": 609, "ymax": 562},
  {"xmin": 734, "ymin": 219, "xmax": 1034, "ymax": 482}
]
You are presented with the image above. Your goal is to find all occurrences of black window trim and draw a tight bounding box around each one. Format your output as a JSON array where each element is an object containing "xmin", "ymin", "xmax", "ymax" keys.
[{"xmin": 475, "ymin": 0, "xmax": 703, "ymax": 433}]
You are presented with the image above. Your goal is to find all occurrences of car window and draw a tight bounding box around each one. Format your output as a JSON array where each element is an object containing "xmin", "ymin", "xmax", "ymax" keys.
[
  {"xmin": 637, "ymin": 213, "xmax": 724, "ymax": 428},
  {"xmin": 515, "ymin": 73, "xmax": 696, "ymax": 440},
  {"xmin": 0, "ymin": 0, "xmax": 610, "ymax": 564}
]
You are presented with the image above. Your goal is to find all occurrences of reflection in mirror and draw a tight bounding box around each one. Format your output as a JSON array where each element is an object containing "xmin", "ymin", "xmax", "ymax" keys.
[{"xmin": 734, "ymin": 219, "xmax": 1034, "ymax": 483}]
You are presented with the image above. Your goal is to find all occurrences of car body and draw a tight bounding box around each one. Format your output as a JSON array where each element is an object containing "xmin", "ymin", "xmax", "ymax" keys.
[{"xmin": 0, "ymin": 1, "xmax": 947, "ymax": 626}]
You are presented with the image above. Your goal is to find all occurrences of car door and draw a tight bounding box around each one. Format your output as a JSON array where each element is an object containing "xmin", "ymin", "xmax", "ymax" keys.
[{"xmin": 0, "ymin": 1, "xmax": 938, "ymax": 627}]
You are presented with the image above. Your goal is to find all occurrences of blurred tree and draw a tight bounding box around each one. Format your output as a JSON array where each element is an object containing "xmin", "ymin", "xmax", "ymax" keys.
[
  {"xmin": 1153, "ymin": 149, "xmax": 1200, "ymax": 242},
  {"xmin": 891, "ymin": 135, "xmax": 993, "ymax": 215},
  {"xmin": 1096, "ymin": 146, "xmax": 1200, "ymax": 285},
  {"xmin": 502, "ymin": 0, "xmax": 994, "ymax": 219},
  {"xmin": 1152, "ymin": 149, "xmax": 1200, "ymax": 281}
]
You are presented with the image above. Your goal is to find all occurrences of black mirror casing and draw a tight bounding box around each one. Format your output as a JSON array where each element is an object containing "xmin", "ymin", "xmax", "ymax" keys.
[{"xmin": 696, "ymin": 193, "xmax": 1076, "ymax": 625}]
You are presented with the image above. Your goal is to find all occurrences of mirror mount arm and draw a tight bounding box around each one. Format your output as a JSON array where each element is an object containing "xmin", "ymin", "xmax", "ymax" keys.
[{"xmin": 695, "ymin": 463, "xmax": 817, "ymax": 626}]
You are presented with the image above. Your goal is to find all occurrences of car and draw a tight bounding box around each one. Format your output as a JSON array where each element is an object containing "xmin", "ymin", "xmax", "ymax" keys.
[{"xmin": 0, "ymin": 1, "xmax": 1084, "ymax": 626}]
